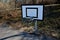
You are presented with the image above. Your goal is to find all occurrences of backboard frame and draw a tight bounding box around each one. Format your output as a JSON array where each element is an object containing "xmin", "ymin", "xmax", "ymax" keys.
[{"xmin": 26, "ymin": 7, "xmax": 38, "ymax": 18}]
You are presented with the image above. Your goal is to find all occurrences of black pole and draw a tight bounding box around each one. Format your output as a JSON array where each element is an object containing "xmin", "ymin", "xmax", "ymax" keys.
[
  {"xmin": 15, "ymin": 0, "xmax": 17, "ymax": 9},
  {"xmin": 32, "ymin": 0, "xmax": 35, "ymax": 4},
  {"xmin": 42, "ymin": 0, "xmax": 43, "ymax": 4}
]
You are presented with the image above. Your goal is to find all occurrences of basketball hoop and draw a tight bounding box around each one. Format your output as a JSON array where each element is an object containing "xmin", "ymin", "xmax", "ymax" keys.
[{"xmin": 21, "ymin": 4, "xmax": 44, "ymax": 34}]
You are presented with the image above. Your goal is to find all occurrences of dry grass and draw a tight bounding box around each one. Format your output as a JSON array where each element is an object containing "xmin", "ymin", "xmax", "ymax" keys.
[
  {"xmin": 0, "ymin": 2, "xmax": 22, "ymax": 29},
  {"xmin": 0, "ymin": 2, "xmax": 11, "ymax": 10},
  {"xmin": 9, "ymin": 21, "xmax": 23, "ymax": 30}
]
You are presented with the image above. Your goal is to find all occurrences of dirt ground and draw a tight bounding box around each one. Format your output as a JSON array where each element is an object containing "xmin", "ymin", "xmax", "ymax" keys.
[{"xmin": 0, "ymin": 23, "xmax": 58, "ymax": 40}]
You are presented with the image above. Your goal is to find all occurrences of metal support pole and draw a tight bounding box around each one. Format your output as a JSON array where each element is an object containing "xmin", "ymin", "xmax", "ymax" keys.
[
  {"xmin": 15, "ymin": 0, "xmax": 16, "ymax": 9},
  {"xmin": 34, "ymin": 20, "xmax": 38, "ymax": 32}
]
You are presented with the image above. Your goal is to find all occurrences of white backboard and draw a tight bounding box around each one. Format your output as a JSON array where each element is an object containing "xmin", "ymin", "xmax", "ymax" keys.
[{"xmin": 22, "ymin": 5, "xmax": 44, "ymax": 20}]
